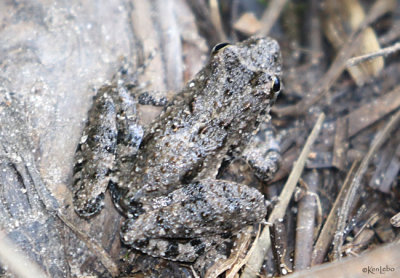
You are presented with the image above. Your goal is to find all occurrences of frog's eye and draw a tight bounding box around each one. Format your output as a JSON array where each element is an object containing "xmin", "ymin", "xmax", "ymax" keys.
[
  {"xmin": 271, "ymin": 76, "xmax": 281, "ymax": 93},
  {"xmin": 211, "ymin": 42, "xmax": 230, "ymax": 54}
]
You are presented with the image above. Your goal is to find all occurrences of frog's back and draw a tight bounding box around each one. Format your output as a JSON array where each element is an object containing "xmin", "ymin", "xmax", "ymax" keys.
[{"xmin": 121, "ymin": 36, "xmax": 282, "ymax": 213}]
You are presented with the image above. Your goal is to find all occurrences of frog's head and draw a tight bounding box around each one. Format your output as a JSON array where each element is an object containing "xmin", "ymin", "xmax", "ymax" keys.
[{"xmin": 209, "ymin": 36, "xmax": 282, "ymax": 103}]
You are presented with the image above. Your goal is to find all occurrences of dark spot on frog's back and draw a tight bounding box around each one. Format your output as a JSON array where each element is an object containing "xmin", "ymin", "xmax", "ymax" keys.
[
  {"xmin": 195, "ymin": 243, "xmax": 206, "ymax": 256},
  {"xmin": 165, "ymin": 242, "xmax": 179, "ymax": 258},
  {"xmin": 190, "ymin": 239, "xmax": 202, "ymax": 246},
  {"xmin": 183, "ymin": 181, "xmax": 206, "ymax": 196},
  {"xmin": 133, "ymin": 238, "xmax": 150, "ymax": 249},
  {"xmin": 74, "ymin": 192, "xmax": 104, "ymax": 216},
  {"xmin": 216, "ymin": 240, "xmax": 233, "ymax": 257},
  {"xmin": 180, "ymin": 163, "xmax": 204, "ymax": 184},
  {"xmin": 188, "ymin": 239, "xmax": 206, "ymax": 256},
  {"xmin": 126, "ymin": 199, "xmax": 145, "ymax": 217},
  {"xmin": 73, "ymin": 160, "xmax": 84, "ymax": 174},
  {"xmin": 249, "ymin": 72, "xmax": 264, "ymax": 87},
  {"xmin": 221, "ymin": 231, "xmax": 232, "ymax": 239}
]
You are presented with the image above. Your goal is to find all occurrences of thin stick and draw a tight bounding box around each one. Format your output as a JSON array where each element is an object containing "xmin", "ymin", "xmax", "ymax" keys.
[
  {"xmin": 347, "ymin": 42, "xmax": 400, "ymax": 66},
  {"xmin": 241, "ymin": 113, "xmax": 325, "ymax": 278}
]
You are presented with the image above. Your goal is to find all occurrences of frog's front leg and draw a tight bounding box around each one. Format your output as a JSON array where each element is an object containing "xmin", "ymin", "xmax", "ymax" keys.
[
  {"xmin": 73, "ymin": 84, "xmax": 143, "ymax": 217},
  {"xmin": 120, "ymin": 179, "xmax": 267, "ymax": 262},
  {"xmin": 242, "ymin": 123, "xmax": 281, "ymax": 181}
]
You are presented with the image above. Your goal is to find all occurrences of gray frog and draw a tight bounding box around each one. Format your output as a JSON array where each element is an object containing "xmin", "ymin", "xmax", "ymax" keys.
[{"xmin": 72, "ymin": 36, "xmax": 282, "ymax": 262}]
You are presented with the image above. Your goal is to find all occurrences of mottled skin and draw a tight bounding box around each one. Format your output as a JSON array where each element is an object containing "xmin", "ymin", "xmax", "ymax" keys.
[{"xmin": 73, "ymin": 36, "xmax": 282, "ymax": 262}]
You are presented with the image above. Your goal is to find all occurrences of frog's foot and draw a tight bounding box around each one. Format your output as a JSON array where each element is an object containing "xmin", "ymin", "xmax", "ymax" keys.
[
  {"xmin": 242, "ymin": 124, "xmax": 281, "ymax": 181},
  {"xmin": 120, "ymin": 179, "xmax": 267, "ymax": 262}
]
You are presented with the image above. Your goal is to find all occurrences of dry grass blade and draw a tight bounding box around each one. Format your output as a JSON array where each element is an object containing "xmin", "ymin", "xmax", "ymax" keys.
[
  {"xmin": 205, "ymin": 226, "xmax": 253, "ymax": 278},
  {"xmin": 209, "ymin": 0, "xmax": 227, "ymax": 41},
  {"xmin": 233, "ymin": 13, "xmax": 262, "ymax": 36},
  {"xmin": 332, "ymin": 117, "xmax": 349, "ymax": 171},
  {"xmin": 323, "ymin": 0, "xmax": 384, "ymax": 86},
  {"xmin": 226, "ymin": 226, "xmax": 262, "ymax": 278},
  {"xmin": 347, "ymin": 41, "xmax": 400, "ymax": 66},
  {"xmin": 294, "ymin": 180, "xmax": 319, "ymax": 270},
  {"xmin": 241, "ymin": 113, "xmax": 325, "ymax": 278},
  {"xmin": 0, "ymin": 231, "xmax": 48, "ymax": 278},
  {"xmin": 311, "ymin": 160, "xmax": 360, "ymax": 265},
  {"xmin": 257, "ymin": 0, "xmax": 289, "ymax": 36},
  {"xmin": 332, "ymin": 109, "xmax": 400, "ymax": 261}
]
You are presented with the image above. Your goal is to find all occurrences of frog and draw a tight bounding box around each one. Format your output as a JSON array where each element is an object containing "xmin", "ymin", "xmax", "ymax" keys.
[{"xmin": 72, "ymin": 36, "xmax": 282, "ymax": 263}]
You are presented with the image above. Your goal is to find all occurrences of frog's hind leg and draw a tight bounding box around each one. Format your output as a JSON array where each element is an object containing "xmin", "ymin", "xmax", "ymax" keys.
[
  {"xmin": 120, "ymin": 179, "xmax": 267, "ymax": 262},
  {"xmin": 73, "ymin": 83, "xmax": 143, "ymax": 217},
  {"xmin": 73, "ymin": 86, "xmax": 119, "ymax": 217},
  {"xmin": 108, "ymin": 87, "xmax": 144, "ymax": 215}
]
